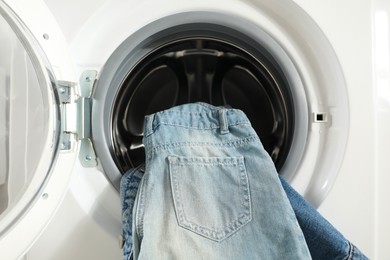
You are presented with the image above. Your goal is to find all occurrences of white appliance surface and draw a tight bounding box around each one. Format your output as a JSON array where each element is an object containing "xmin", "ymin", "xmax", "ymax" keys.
[{"xmin": 0, "ymin": 0, "xmax": 388, "ymax": 259}]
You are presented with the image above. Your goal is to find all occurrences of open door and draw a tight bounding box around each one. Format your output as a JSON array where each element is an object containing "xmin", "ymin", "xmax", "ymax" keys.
[{"xmin": 0, "ymin": 1, "xmax": 78, "ymax": 258}]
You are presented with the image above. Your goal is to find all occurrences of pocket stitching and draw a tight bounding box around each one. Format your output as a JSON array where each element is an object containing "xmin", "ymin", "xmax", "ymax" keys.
[{"xmin": 169, "ymin": 156, "xmax": 252, "ymax": 242}]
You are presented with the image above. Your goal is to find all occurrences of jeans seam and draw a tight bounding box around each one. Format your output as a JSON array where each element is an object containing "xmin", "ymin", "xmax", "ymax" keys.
[
  {"xmin": 346, "ymin": 241, "xmax": 354, "ymax": 260},
  {"xmin": 149, "ymin": 135, "xmax": 259, "ymax": 154},
  {"xmin": 134, "ymin": 174, "xmax": 146, "ymax": 240}
]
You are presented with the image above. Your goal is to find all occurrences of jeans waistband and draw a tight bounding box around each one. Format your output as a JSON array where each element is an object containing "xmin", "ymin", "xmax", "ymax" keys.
[{"xmin": 144, "ymin": 103, "xmax": 250, "ymax": 136}]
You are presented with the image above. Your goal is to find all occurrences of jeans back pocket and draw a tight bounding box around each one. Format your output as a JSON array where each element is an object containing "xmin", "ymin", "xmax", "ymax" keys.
[{"xmin": 168, "ymin": 155, "xmax": 252, "ymax": 242}]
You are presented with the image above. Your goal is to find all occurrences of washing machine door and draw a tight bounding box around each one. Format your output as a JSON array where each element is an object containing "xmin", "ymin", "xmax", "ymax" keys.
[{"xmin": 0, "ymin": 1, "xmax": 79, "ymax": 258}]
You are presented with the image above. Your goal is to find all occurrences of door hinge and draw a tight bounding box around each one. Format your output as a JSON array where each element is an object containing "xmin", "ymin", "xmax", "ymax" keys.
[{"xmin": 57, "ymin": 70, "xmax": 98, "ymax": 167}]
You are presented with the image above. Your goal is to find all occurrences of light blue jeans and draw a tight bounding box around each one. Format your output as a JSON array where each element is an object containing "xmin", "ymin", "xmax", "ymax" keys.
[
  {"xmin": 121, "ymin": 171, "xmax": 369, "ymax": 260},
  {"xmin": 122, "ymin": 103, "xmax": 311, "ymax": 259},
  {"xmin": 121, "ymin": 103, "xmax": 369, "ymax": 260}
]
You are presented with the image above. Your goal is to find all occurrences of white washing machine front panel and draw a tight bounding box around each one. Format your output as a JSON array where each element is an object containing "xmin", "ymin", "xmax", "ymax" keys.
[
  {"xmin": 0, "ymin": 0, "xmax": 387, "ymax": 259},
  {"xmin": 293, "ymin": 1, "xmax": 390, "ymax": 259}
]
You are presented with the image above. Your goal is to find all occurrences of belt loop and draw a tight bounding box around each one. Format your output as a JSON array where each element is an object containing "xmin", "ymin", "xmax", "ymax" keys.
[
  {"xmin": 219, "ymin": 108, "xmax": 229, "ymax": 134},
  {"xmin": 144, "ymin": 114, "xmax": 155, "ymax": 137}
]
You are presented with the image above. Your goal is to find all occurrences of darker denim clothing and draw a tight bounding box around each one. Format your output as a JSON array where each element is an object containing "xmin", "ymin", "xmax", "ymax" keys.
[
  {"xmin": 279, "ymin": 176, "xmax": 368, "ymax": 260},
  {"xmin": 120, "ymin": 164, "xmax": 145, "ymax": 260}
]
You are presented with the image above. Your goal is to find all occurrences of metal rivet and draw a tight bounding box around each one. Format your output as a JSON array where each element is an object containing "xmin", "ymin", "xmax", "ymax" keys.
[
  {"xmin": 85, "ymin": 76, "xmax": 91, "ymax": 82},
  {"xmin": 85, "ymin": 155, "xmax": 92, "ymax": 161},
  {"xmin": 59, "ymin": 87, "xmax": 66, "ymax": 94},
  {"xmin": 43, "ymin": 33, "xmax": 49, "ymax": 40},
  {"xmin": 42, "ymin": 193, "xmax": 49, "ymax": 200}
]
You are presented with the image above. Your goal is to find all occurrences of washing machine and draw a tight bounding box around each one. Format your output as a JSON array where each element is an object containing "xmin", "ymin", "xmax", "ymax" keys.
[{"xmin": 0, "ymin": 0, "xmax": 389, "ymax": 259}]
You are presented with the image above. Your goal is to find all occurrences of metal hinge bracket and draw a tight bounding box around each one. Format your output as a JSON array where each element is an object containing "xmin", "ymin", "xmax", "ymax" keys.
[{"xmin": 57, "ymin": 70, "xmax": 98, "ymax": 167}]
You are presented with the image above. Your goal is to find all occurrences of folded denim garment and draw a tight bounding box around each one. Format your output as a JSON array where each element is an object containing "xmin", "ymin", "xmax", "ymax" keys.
[
  {"xmin": 120, "ymin": 103, "xmax": 368, "ymax": 260},
  {"xmin": 121, "ymin": 170, "xmax": 368, "ymax": 260}
]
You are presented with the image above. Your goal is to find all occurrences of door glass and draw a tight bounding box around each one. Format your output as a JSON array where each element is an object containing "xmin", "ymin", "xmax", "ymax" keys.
[{"xmin": 0, "ymin": 4, "xmax": 59, "ymax": 224}]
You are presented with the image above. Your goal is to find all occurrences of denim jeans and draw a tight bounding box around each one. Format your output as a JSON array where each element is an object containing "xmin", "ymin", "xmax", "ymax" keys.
[
  {"xmin": 121, "ymin": 169, "xmax": 369, "ymax": 259},
  {"xmin": 279, "ymin": 177, "xmax": 368, "ymax": 260},
  {"xmin": 120, "ymin": 164, "xmax": 145, "ymax": 260},
  {"xmin": 121, "ymin": 103, "xmax": 310, "ymax": 259}
]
